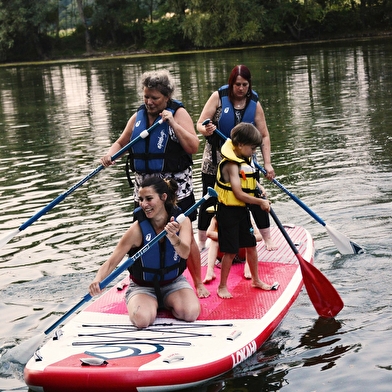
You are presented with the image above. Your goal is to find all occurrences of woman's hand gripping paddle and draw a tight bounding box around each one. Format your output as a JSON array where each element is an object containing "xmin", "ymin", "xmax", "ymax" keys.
[
  {"xmin": 4, "ymin": 187, "xmax": 217, "ymax": 365},
  {"xmin": 0, "ymin": 120, "xmax": 163, "ymax": 249},
  {"xmin": 269, "ymin": 206, "xmax": 344, "ymax": 318}
]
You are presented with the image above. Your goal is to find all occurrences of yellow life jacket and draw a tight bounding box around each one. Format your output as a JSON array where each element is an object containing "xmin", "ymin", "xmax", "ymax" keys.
[{"xmin": 215, "ymin": 139, "xmax": 258, "ymax": 207}]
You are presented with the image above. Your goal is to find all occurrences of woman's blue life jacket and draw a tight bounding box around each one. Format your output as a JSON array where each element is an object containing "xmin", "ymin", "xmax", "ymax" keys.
[
  {"xmin": 205, "ymin": 85, "xmax": 258, "ymax": 155},
  {"xmin": 217, "ymin": 84, "xmax": 258, "ymax": 138},
  {"xmin": 127, "ymin": 100, "xmax": 193, "ymax": 175},
  {"xmin": 128, "ymin": 206, "xmax": 187, "ymax": 286}
]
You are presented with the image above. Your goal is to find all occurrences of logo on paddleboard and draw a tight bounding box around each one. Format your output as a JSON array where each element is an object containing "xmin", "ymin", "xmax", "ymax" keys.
[
  {"xmin": 231, "ymin": 340, "xmax": 257, "ymax": 367},
  {"xmin": 85, "ymin": 343, "xmax": 164, "ymax": 360}
]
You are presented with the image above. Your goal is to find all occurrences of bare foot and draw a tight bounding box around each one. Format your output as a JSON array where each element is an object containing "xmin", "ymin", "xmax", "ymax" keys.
[
  {"xmin": 217, "ymin": 285, "xmax": 233, "ymax": 299},
  {"xmin": 243, "ymin": 262, "xmax": 251, "ymax": 279},
  {"xmin": 196, "ymin": 283, "xmax": 210, "ymax": 298},
  {"xmin": 203, "ymin": 270, "xmax": 216, "ymax": 284},
  {"xmin": 264, "ymin": 237, "xmax": 278, "ymax": 251},
  {"xmin": 251, "ymin": 280, "xmax": 279, "ymax": 291}
]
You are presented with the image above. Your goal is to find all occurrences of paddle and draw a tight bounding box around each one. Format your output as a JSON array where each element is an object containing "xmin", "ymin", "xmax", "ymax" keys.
[
  {"xmin": 252, "ymin": 159, "xmax": 363, "ymax": 255},
  {"xmin": 0, "ymin": 119, "xmax": 163, "ymax": 249},
  {"xmin": 269, "ymin": 206, "xmax": 344, "ymax": 318},
  {"xmin": 5, "ymin": 186, "xmax": 217, "ymax": 365},
  {"xmin": 201, "ymin": 119, "xmax": 363, "ymax": 255}
]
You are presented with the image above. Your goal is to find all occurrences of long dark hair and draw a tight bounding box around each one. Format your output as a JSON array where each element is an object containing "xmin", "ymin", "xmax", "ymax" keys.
[
  {"xmin": 227, "ymin": 65, "xmax": 253, "ymax": 105},
  {"xmin": 140, "ymin": 176, "xmax": 178, "ymax": 215}
]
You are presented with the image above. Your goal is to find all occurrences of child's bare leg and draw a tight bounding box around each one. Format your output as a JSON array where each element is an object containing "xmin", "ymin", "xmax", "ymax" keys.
[
  {"xmin": 217, "ymin": 253, "xmax": 235, "ymax": 299},
  {"xmin": 259, "ymin": 228, "xmax": 277, "ymax": 251},
  {"xmin": 198, "ymin": 230, "xmax": 208, "ymax": 251},
  {"xmin": 203, "ymin": 242, "xmax": 218, "ymax": 283},
  {"xmin": 243, "ymin": 261, "xmax": 251, "ymax": 279},
  {"xmin": 246, "ymin": 247, "xmax": 276, "ymax": 290}
]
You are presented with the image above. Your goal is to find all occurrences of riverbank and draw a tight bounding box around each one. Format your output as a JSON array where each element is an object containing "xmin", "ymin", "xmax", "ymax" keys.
[{"xmin": 1, "ymin": 30, "xmax": 391, "ymax": 68}]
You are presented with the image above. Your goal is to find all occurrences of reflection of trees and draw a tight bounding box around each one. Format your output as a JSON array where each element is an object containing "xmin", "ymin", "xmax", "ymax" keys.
[
  {"xmin": 295, "ymin": 317, "xmax": 351, "ymax": 370},
  {"xmin": 361, "ymin": 42, "xmax": 392, "ymax": 170}
]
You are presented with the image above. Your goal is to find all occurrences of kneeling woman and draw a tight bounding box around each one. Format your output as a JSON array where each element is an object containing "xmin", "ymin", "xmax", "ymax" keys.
[{"xmin": 89, "ymin": 176, "xmax": 200, "ymax": 328}]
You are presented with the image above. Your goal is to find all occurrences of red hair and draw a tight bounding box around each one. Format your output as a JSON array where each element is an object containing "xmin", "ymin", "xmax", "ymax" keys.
[{"xmin": 227, "ymin": 65, "xmax": 253, "ymax": 103}]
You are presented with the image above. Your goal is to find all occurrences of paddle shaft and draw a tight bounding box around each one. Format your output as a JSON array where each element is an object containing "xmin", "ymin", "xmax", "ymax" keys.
[
  {"xmin": 17, "ymin": 120, "xmax": 162, "ymax": 232},
  {"xmin": 209, "ymin": 124, "xmax": 327, "ymax": 223},
  {"xmin": 202, "ymin": 119, "xmax": 363, "ymax": 254},
  {"xmin": 253, "ymin": 161, "xmax": 326, "ymax": 224},
  {"xmin": 44, "ymin": 187, "xmax": 216, "ymax": 335}
]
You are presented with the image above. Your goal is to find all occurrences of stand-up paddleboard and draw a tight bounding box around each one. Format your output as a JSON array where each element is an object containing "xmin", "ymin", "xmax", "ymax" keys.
[{"xmin": 24, "ymin": 225, "xmax": 314, "ymax": 392}]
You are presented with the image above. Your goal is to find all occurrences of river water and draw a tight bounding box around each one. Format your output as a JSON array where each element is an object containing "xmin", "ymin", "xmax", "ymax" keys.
[{"xmin": 0, "ymin": 37, "xmax": 392, "ymax": 391}]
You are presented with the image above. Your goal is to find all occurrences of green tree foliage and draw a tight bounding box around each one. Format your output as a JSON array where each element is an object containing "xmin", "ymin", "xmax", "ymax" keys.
[
  {"xmin": 0, "ymin": 0, "xmax": 391, "ymax": 62},
  {"xmin": 0, "ymin": 0, "xmax": 58, "ymax": 61},
  {"xmin": 143, "ymin": 0, "xmax": 192, "ymax": 50},
  {"xmin": 90, "ymin": 0, "xmax": 148, "ymax": 47},
  {"xmin": 182, "ymin": 0, "xmax": 266, "ymax": 47}
]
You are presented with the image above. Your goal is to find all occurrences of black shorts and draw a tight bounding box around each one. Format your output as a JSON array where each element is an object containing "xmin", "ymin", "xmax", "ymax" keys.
[
  {"xmin": 249, "ymin": 203, "xmax": 270, "ymax": 229},
  {"xmin": 177, "ymin": 193, "xmax": 197, "ymax": 222},
  {"xmin": 216, "ymin": 204, "xmax": 256, "ymax": 254},
  {"xmin": 197, "ymin": 173, "xmax": 217, "ymax": 230}
]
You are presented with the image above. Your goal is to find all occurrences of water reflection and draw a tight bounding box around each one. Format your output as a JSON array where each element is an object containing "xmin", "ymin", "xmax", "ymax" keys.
[{"xmin": 210, "ymin": 317, "xmax": 353, "ymax": 391}]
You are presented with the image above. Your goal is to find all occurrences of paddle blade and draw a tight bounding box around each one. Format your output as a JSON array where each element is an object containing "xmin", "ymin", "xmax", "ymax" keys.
[
  {"xmin": 297, "ymin": 254, "xmax": 344, "ymax": 318},
  {"xmin": 2, "ymin": 333, "xmax": 45, "ymax": 365},
  {"xmin": 325, "ymin": 223, "xmax": 364, "ymax": 255},
  {"xmin": 0, "ymin": 229, "xmax": 20, "ymax": 249}
]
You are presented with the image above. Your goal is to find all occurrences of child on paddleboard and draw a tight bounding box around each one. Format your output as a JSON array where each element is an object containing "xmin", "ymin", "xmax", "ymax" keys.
[{"xmin": 214, "ymin": 122, "xmax": 279, "ymax": 298}]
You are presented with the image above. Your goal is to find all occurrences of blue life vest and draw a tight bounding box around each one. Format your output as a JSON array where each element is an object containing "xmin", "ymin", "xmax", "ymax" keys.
[
  {"xmin": 218, "ymin": 84, "xmax": 258, "ymax": 138},
  {"xmin": 128, "ymin": 207, "xmax": 187, "ymax": 286},
  {"xmin": 128, "ymin": 100, "xmax": 193, "ymax": 174}
]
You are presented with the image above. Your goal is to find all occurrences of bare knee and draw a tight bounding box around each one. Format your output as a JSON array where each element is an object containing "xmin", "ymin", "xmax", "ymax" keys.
[
  {"xmin": 171, "ymin": 300, "xmax": 200, "ymax": 322},
  {"xmin": 172, "ymin": 293, "xmax": 201, "ymax": 321},
  {"xmin": 127, "ymin": 296, "xmax": 157, "ymax": 328},
  {"xmin": 129, "ymin": 312, "xmax": 155, "ymax": 329}
]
